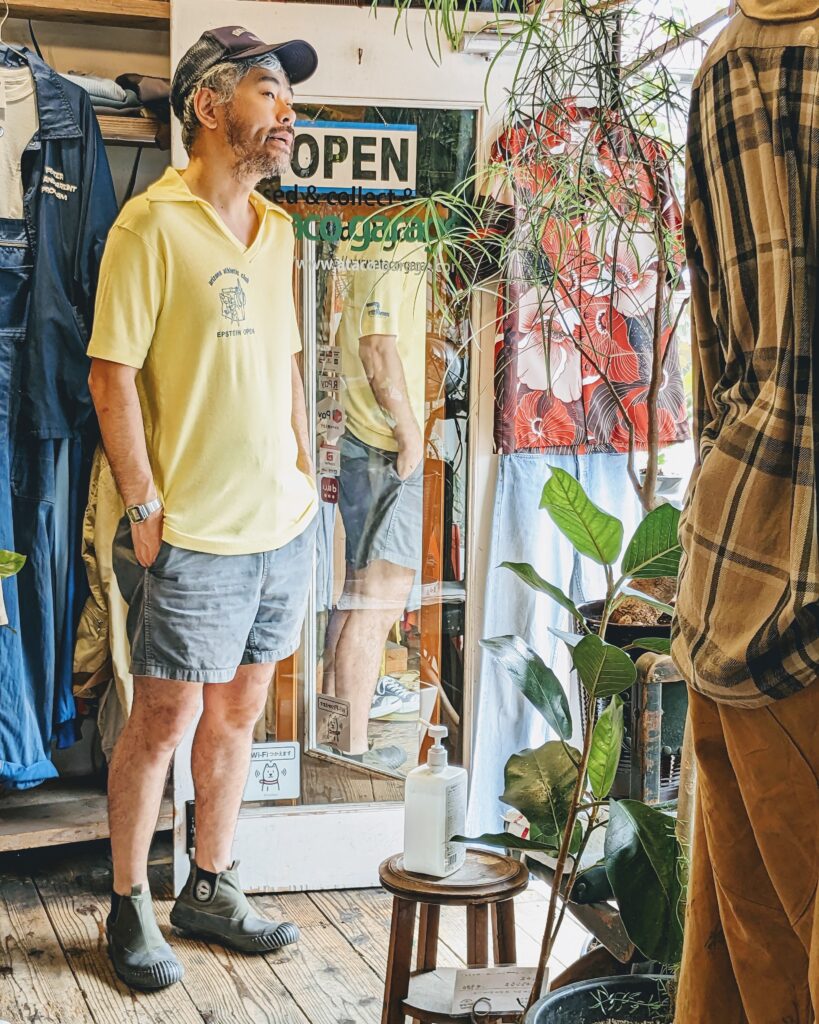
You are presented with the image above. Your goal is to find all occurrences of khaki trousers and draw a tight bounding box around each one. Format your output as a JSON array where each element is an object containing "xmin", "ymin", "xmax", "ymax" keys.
[{"xmin": 675, "ymin": 684, "xmax": 818, "ymax": 1023}]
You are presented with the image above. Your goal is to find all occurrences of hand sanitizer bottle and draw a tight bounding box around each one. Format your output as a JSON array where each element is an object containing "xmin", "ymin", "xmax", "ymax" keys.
[{"xmin": 403, "ymin": 724, "xmax": 468, "ymax": 878}]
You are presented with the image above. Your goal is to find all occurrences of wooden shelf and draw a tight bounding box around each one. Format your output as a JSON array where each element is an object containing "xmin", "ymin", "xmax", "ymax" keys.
[
  {"xmin": 0, "ymin": 779, "xmax": 173, "ymax": 853},
  {"xmin": 97, "ymin": 112, "xmax": 168, "ymax": 148},
  {"xmin": 5, "ymin": 0, "xmax": 169, "ymax": 29}
]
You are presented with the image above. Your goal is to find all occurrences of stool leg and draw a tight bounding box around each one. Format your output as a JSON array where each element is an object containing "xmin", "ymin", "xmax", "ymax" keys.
[
  {"xmin": 383, "ymin": 897, "xmax": 417, "ymax": 1024},
  {"xmin": 416, "ymin": 904, "xmax": 440, "ymax": 972},
  {"xmin": 492, "ymin": 899, "xmax": 517, "ymax": 965},
  {"xmin": 466, "ymin": 904, "xmax": 489, "ymax": 967}
]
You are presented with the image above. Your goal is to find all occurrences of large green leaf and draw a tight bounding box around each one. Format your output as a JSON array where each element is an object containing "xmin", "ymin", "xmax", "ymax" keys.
[
  {"xmin": 481, "ymin": 636, "xmax": 572, "ymax": 741},
  {"xmin": 540, "ymin": 468, "xmax": 623, "ymax": 566},
  {"xmin": 588, "ymin": 696, "xmax": 624, "ymax": 799},
  {"xmin": 626, "ymin": 637, "xmax": 672, "ymax": 655},
  {"xmin": 572, "ymin": 634, "xmax": 636, "ymax": 699},
  {"xmin": 0, "ymin": 550, "xmax": 25, "ymax": 579},
  {"xmin": 621, "ymin": 503, "xmax": 682, "ymax": 579},
  {"xmin": 502, "ymin": 741, "xmax": 580, "ymax": 841},
  {"xmin": 605, "ymin": 799, "xmax": 685, "ymax": 965},
  {"xmin": 501, "ymin": 561, "xmax": 585, "ymax": 622}
]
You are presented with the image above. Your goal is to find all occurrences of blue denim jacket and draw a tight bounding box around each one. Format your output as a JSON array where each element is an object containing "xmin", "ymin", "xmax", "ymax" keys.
[{"xmin": 5, "ymin": 48, "xmax": 118, "ymax": 439}]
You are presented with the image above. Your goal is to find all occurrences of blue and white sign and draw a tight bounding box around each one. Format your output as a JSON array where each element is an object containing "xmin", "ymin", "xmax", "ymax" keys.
[{"xmin": 281, "ymin": 120, "xmax": 417, "ymax": 195}]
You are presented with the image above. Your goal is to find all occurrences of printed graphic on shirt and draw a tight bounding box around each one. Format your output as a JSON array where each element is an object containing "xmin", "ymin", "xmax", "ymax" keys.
[
  {"xmin": 366, "ymin": 300, "xmax": 390, "ymax": 321},
  {"xmin": 209, "ymin": 267, "xmax": 255, "ymax": 338},
  {"xmin": 41, "ymin": 166, "xmax": 78, "ymax": 202}
]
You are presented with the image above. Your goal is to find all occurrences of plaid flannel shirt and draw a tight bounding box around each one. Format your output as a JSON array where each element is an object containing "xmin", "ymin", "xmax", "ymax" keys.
[{"xmin": 672, "ymin": 10, "xmax": 819, "ymax": 705}]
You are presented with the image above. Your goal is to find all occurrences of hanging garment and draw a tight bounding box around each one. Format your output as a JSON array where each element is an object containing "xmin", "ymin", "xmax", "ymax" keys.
[
  {"xmin": 0, "ymin": 50, "xmax": 116, "ymax": 789},
  {"xmin": 11, "ymin": 49, "xmax": 118, "ymax": 439},
  {"xmin": 466, "ymin": 451, "xmax": 642, "ymax": 836},
  {"xmin": 73, "ymin": 447, "xmax": 132, "ymax": 760},
  {"xmin": 487, "ymin": 107, "xmax": 690, "ymax": 455}
]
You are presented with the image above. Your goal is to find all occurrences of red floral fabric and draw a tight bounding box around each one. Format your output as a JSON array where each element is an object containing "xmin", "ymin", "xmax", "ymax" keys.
[{"xmin": 491, "ymin": 106, "xmax": 690, "ymax": 454}]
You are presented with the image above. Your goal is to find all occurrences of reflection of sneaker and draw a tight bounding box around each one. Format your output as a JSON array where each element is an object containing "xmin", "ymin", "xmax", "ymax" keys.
[
  {"xmin": 375, "ymin": 675, "xmax": 421, "ymax": 715},
  {"xmin": 369, "ymin": 690, "xmax": 402, "ymax": 720},
  {"xmin": 347, "ymin": 745, "xmax": 407, "ymax": 771}
]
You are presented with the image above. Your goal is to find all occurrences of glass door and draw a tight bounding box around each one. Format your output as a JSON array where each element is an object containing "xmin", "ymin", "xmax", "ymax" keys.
[{"xmin": 174, "ymin": 104, "xmax": 478, "ymax": 893}]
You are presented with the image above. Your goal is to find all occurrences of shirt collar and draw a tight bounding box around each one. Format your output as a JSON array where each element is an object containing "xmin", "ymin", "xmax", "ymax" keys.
[
  {"xmin": 3, "ymin": 49, "xmax": 84, "ymax": 140},
  {"xmin": 146, "ymin": 167, "xmax": 291, "ymax": 223}
]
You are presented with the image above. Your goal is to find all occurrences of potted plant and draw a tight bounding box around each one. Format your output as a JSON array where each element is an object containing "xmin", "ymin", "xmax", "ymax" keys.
[{"xmin": 457, "ymin": 469, "xmax": 686, "ymax": 1021}]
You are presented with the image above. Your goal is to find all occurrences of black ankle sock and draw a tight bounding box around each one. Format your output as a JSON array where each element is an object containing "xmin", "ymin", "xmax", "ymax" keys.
[
  {"xmin": 193, "ymin": 865, "xmax": 219, "ymax": 902},
  {"xmin": 110, "ymin": 892, "xmax": 122, "ymax": 919}
]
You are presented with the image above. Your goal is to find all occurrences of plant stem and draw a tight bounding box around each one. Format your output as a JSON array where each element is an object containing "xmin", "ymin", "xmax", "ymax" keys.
[{"xmin": 525, "ymin": 707, "xmax": 596, "ymax": 1012}]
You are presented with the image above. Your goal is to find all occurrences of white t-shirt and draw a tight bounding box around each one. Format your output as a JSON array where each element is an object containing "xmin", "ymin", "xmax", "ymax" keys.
[{"xmin": 0, "ymin": 67, "xmax": 38, "ymax": 220}]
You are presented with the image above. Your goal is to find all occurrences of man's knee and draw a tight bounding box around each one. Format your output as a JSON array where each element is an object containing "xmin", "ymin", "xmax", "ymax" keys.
[{"xmin": 128, "ymin": 679, "xmax": 201, "ymax": 752}]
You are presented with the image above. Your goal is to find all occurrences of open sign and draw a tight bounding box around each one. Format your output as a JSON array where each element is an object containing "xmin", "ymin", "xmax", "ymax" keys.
[{"xmin": 280, "ymin": 121, "xmax": 417, "ymax": 195}]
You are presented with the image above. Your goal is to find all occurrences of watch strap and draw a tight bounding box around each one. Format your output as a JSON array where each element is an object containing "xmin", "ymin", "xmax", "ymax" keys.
[{"xmin": 126, "ymin": 498, "xmax": 162, "ymax": 524}]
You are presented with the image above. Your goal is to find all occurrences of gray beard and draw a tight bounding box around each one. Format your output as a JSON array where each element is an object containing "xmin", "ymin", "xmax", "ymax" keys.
[{"xmin": 224, "ymin": 105, "xmax": 292, "ymax": 181}]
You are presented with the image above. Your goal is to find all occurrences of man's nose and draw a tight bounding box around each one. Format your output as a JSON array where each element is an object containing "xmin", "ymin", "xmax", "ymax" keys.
[{"xmin": 276, "ymin": 99, "xmax": 296, "ymax": 127}]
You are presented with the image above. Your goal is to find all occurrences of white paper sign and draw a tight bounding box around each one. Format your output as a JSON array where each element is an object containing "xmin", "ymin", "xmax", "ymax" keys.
[
  {"xmin": 319, "ymin": 345, "xmax": 342, "ymax": 371},
  {"xmin": 319, "ymin": 373, "xmax": 340, "ymax": 394},
  {"xmin": 317, "ymin": 396, "xmax": 346, "ymax": 444},
  {"xmin": 280, "ymin": 121, "xmax": 417, "ymax": 195},
  {"xmin": 319, "ymin": 445, "xmax": 341, "ymax": 476},
  {"xmin": 243, "ymin": 743, "xmax": 300, "ymax": 801},
  {"xmin": 451, "ymin": 967, "xmax": 538, "ymax": 1015},
  {"xmin": 317, "ymin": 695, "xmax": 351, "ymax": 750}
]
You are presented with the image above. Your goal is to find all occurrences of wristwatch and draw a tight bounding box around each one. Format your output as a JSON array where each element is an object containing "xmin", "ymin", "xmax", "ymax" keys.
[{"xmin": 125, "ymin": 498, "xmax": 163, "ymax": 524}]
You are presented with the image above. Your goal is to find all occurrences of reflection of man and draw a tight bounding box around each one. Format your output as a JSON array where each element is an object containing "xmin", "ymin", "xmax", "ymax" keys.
[
  {"xmin": 87, "ymin": 27, "xmax": 318, "ymax": 991},
  {"xmin": 322, "ymin": 233, "xmax": 426, "ymax": 770}
]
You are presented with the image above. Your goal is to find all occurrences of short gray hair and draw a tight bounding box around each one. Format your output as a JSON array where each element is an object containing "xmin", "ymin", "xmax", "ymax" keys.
[{"xmin": 181, "ymin": 54, "xmax": 284, "ymax": 154}]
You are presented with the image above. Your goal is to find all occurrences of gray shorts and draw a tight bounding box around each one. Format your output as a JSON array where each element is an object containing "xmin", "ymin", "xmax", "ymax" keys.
[
  {"xmin": 338, "ymin": 432, "xmax": 423, "ymax": 573},
  {"xmin": 112, "ymin": 515, "xmax": 316, "ymax": 683}
]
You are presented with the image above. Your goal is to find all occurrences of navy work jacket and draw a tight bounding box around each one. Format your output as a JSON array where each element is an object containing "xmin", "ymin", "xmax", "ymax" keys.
[{"xmin": 3, "ymin": 48, "xmax": 118, "ymax": 439}]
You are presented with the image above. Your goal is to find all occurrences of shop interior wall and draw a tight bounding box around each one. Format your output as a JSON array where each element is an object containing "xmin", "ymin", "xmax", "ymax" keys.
[{"xmin": 5, "ymin": 20, "xmax": 171, "ymax": 201}]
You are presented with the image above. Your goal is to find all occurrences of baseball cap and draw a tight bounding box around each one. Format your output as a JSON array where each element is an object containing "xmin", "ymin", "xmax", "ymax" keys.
[{"xmin": 171, "ymin": 26, "xmax": 318, "ymax": 120}]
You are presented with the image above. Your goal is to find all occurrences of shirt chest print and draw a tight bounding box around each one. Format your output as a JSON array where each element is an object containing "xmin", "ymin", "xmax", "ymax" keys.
[{"xmin": 209, "ymin": 266, "xmax": 256, "ymax": 339}]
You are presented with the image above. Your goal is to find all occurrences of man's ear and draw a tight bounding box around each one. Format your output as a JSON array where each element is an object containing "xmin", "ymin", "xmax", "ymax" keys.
[{"xmin": 193, "ymin": 88, "xmax": 220, "ymax": 132}]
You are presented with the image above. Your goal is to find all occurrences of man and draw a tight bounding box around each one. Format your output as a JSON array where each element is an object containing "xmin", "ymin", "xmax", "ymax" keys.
[
  {"xmin": 87, "ymin": 27, "xmax": 319, "ymax": 991},
  {"xmin": 673, "ymin": 3, "xmax": 818, "ymax": 1020},
  {"xmin": 320, "ymin": 228, "xmax": 426, "ymax": 771}
]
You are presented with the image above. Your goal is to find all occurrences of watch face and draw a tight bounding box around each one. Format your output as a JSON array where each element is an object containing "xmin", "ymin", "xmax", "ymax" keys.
[{"xmin": 127, "ymin": 507, "xmax": 143, "ymax": 523}]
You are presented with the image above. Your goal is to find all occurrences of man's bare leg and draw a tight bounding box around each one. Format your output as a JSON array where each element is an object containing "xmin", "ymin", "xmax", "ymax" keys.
[
  {"xmin": 191, "ymin": 663, "xmax": 273, "ymax": 872},
  {"xmin": 108, "ymin": 676, "xmax": 203, "ymax": 894},
  {"xmin": 332, "ymin": 559, "xmax": 414, "ymax": 754},
  {"xmin": 321, "ymin": 606, "xmax": 349, "ymax": 697}
]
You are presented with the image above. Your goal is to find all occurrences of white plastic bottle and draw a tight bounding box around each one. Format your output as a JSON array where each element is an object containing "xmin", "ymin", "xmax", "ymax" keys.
[{"xmin": 403, "ymin": 724, "xmax": 468, "ymax": 878}]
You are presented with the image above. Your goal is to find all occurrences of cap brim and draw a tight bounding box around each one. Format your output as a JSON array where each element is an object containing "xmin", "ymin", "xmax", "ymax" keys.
[{"xmin": 227, "ymin": 38, "xmax": 318, "ymax": 85}]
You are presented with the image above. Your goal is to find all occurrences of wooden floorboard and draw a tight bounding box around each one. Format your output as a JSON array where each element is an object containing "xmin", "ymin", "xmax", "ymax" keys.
[
  {"xmin": 0, "ymin": 842, "xmax": 584, "ymax": 1022},
  {"xmin": 0, "ymin": 873, "xmax": 95, "ymax": 1024},
  {"xmin": 252, "ymin": 892, "xmax": 384, "ymax": 1024}
]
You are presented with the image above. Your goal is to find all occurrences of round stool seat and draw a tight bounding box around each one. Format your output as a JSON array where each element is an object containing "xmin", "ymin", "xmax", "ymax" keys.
[{"xmin": 379, "ymin": 849, "xmax": 529, "ymax": 906}]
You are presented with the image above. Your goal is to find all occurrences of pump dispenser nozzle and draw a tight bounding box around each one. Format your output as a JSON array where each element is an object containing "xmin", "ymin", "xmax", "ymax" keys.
[{"xmin": 425, "ymin": 723, "xmax": 449, "ymax": 769}]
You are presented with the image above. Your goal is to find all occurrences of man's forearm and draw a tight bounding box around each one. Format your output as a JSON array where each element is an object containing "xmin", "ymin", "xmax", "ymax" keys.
[
  {"xmin": 89, "ymin": 359, "xmax": 156, "ymax": 507},
  {"xmin": 358, "ymin": 334, "xmax": 420, "ymax": 442},
  {"xmin": 291, "ymin": 356, "xmax": 314, "ymax": 473}
]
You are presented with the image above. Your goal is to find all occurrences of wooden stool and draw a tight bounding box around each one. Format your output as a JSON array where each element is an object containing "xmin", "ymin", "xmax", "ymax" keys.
[{"xmin": 379, "ymin": 849, "xmax": 530, "ymax": 1023}]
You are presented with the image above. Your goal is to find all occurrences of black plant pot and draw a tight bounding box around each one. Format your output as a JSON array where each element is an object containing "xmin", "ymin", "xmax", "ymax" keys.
[
  {"xmin": 578, "ymin": 600, "xmax": 671, "ymax": 659},
  {"xmin": 577, "ymin": 602, "xmax": 680, "ymax": 802},
  {"xmin": 525, "ymin": 974, "xmax": 674, "ymax": 1024}
]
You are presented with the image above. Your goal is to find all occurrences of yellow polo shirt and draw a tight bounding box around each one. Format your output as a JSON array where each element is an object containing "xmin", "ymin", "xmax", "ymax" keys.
[
  {"xmin": 88, "ymin": 167, "xmax": 317, "ymax": 555},
  {"xmin": 333, "ymin": 235, "xmax": 428, "ymax": 452}
]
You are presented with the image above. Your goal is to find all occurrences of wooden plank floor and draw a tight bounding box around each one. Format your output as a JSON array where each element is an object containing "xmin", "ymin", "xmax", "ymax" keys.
[{"xmin": 0, "ymin": 838, "xmax": 586, "ymax": 1024}]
